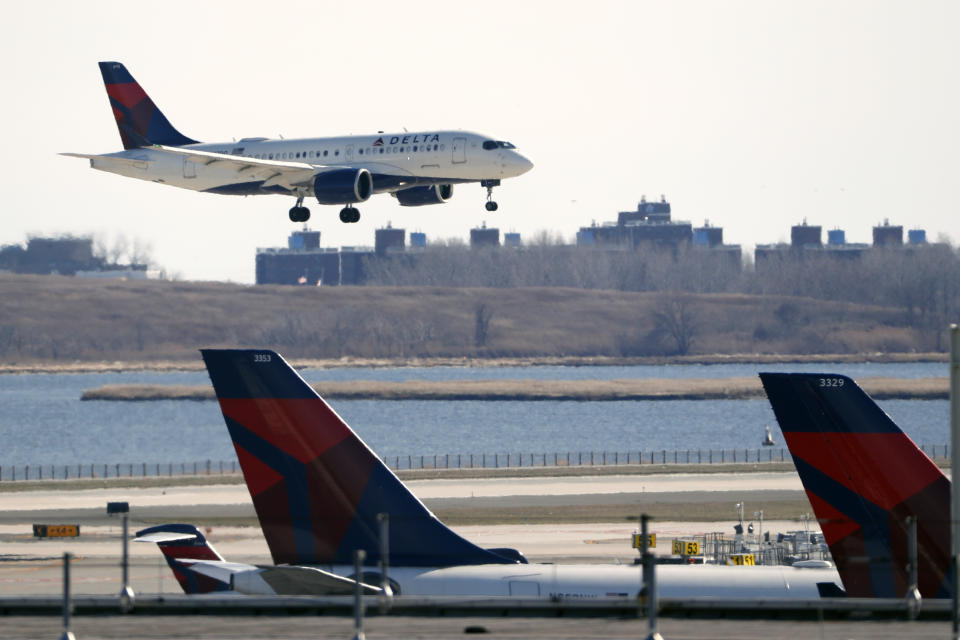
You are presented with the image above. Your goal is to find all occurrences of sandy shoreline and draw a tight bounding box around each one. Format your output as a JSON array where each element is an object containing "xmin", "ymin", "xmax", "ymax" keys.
[
  {"xmin": 79, "ymin": 375, "xmax": 950, "ymax": 401},
  {"xmin": 1, "ymin": 351, "xmax": 948, "ymax": 375}
]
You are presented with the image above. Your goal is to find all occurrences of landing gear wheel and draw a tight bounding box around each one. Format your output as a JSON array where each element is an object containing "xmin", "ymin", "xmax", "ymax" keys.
[
  {"xmin": 288, "ymin": 206, "xmax": 310, "ymax": 223},
  {"xmin": 481, "ymin": 179, "xmax": 501, "ymax": 212},
  {"xmin": 339, "ymin": 206, "xmax": 361, "ymax": 223},
  {"xmin": 289, "ymin": 195, "xmax": 310, "ymax": 222}
]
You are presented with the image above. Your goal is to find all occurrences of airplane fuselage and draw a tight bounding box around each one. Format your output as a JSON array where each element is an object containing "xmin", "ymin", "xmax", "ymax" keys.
[
  {"xmin": 85, "ymin": 130, "xmax": 530, "ymax": 198},
  {"xmin": 232, "ymin": 562, "xmax": 840, "ymax": 599}
]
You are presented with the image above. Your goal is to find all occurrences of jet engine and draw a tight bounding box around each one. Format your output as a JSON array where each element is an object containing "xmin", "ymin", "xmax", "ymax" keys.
[
  {"xmin": 394, "ymin": 184, "xmax": 453, "ymax": 206},
  {"xmin": 313, "ymin": 168, "xmax": 373, "ymax": 204}
]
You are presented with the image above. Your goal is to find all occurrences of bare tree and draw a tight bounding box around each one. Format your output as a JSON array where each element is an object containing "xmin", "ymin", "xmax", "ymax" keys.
[
  {"xmin": 652, "ymin": 295, "xmax": 700, "ymax": 355},
  {"xmin": 474, "ymin": 303, "xmax": 493, "ymax": 348},
  {"xmin": 128, "ymin": 238, "xmax": 154, "ymax": 266}
]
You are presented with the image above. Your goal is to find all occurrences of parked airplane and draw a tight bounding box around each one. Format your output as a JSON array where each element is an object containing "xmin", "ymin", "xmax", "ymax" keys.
[
  {"xmin": 760, "ymin": 372, "xmax": 951, "ymax": 599},
  {"xmin": 62, "ymin": 62, "xmax": 533, "ymax": 223},
  {"xmin": 142, "ymin": 348, "xmax": 844, "ymax": 599}
]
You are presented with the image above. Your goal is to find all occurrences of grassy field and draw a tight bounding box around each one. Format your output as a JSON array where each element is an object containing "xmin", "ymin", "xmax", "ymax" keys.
[{"xmin": 0, "ymin": 273, "xmax": 945, "ymax": 366}]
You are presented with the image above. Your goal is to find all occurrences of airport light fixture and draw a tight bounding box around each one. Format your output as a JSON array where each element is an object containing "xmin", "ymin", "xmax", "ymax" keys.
[{"xmin": 106, "ymin": 501, "xmax": 135, "ymax": 612}]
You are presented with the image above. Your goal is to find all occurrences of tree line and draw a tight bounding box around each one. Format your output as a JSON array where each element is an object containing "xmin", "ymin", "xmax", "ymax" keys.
[{"xmin": 362, "ymin": 240, "xmax": 960, "ymax": 352}]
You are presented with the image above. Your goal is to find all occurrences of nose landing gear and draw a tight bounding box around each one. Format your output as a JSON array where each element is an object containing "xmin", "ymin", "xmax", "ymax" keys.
[
  {"xmin": 481, "ymin": 179, "xmax": 500, "ymax": 212},
  {"xmin": 289, "ymin": 195, "xmax": 310, "ymax": 222}
]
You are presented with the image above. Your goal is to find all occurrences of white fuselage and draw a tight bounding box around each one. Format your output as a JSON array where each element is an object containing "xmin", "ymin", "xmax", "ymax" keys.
[
  {"xmin": 85, "ymin": 130, "xmax": 532, "ymax": 198},
  {"xmin": 318, "ymin": 562, "xmax": 841, "ymax": 600}
]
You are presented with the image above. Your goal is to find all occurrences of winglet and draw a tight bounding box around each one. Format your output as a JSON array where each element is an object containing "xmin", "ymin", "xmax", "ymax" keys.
[
  {"xmin": 760, "ymin": 372, "xmax": 951, "ymax": 598},
  {"xmin": 200, "ymin": 349, "xmax": 520, "ymax": 568}
]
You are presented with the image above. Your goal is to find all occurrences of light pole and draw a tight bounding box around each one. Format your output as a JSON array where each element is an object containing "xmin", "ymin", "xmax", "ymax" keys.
[{"xmin": 107, "ymin": 501, "xmax": 135, "ymax": 612}]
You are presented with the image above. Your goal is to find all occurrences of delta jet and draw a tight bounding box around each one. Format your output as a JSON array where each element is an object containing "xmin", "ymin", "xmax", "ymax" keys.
[
  {"xmin": 138, "ymin": 348, "xmax": 844, "ymax": 600},
  {"xmin": 62, "ymin": 62, "xmax": 533, "ymax": 224}
]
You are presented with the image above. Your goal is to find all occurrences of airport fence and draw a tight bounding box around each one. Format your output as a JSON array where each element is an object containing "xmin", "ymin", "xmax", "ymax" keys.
[{"xmin": 0, "ymin": 442, "xmax": 950, "ymax": 482}]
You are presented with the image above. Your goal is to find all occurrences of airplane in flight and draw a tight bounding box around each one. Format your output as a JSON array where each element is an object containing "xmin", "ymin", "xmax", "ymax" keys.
[
  {"xmin": 760, "ymin": 372, "xmax": 951, "ymax": 599},
  {"xmin": 62, "ymin": 62, "xmax": 533, "ymax": 224},
  {"xmin": 137, "ymin": 348, "xmax": 844, "ymax": 599}
]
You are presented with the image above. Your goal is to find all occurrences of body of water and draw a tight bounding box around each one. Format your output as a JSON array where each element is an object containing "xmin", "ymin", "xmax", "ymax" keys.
[{"xmin": 0, "ymin": 362, "xmax": 949, "ymax": 467}]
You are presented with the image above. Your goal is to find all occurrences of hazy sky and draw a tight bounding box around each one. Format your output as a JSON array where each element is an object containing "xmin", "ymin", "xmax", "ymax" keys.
[{"xmin": 2, "ymin": 1, "xmax": 956, "ymax": 282}]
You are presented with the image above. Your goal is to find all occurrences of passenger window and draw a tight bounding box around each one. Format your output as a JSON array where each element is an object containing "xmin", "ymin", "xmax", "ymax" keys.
[
  {"xmin": 335, "ymin": 150, "xmax": 339, "ymax": 156},
  {"xmin": 359, "ymin": 149, "xmax": 364, "ymax": 155},
  {"xmin": 413, "ymin": 145, "xmax": 418, "ymax": 152},
  {"xmin": 323, "ymin": 150, "xmax": 328, "ymax": 157}
]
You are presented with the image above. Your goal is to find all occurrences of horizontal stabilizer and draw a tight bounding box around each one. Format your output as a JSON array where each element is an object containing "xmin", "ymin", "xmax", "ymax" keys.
[
  {"xmin": 60, "ymin": 152, "xmax": 153, "ymax": 166},
  {"xmin": 134, "ymin": 531, "xmax": 197, "ymax": 544}
]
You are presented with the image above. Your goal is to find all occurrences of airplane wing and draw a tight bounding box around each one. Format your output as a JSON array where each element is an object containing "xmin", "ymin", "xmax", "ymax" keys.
[
  {"xmin": 189, "ymin": 561, "xmax": 383, "ymax": 595},
  {"xmin": 151, "ymin": 145, "xmax": 319, "ymax": 190},
  {"xmin": 253, "ymin": 565, "xmax": 382, "ymax": 596}
]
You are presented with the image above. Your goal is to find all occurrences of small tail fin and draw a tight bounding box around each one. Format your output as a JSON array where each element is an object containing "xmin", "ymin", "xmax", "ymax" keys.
[
  {"xmin": 200, "ymin": 349, "xmax": 517, "ymax": 568},
  {"xmin": 135, "ymin": 524, "xmax": 229, "ymax": 594},
  {"xmin": 98, "ymin": 61, "xmax": 199, "ymax": 150},
  {"xmin": 760, "ymin": 373, "xmax": 951, "ymax": 598}
]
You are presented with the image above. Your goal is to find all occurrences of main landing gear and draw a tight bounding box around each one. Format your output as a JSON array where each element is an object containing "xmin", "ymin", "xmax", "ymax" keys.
[
  {"xmin": 289, "ymin": 196, "xmax": 310, "ymax": 223},
  {"xmin": 339, "ymin": 206, "xmax": 361, "ymax": 223},
  {"xmin": 481, "ymin": 179, "xmax": 500, "ymax": 212}
]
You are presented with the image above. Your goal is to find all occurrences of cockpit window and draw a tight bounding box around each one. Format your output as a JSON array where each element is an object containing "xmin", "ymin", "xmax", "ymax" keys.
[{"xmin": 483, "ymin": 140, "xmax": 517, "ymax": 150}]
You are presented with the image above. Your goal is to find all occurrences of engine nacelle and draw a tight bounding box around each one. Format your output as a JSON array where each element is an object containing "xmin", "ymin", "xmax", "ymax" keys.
[
  {"xmin": 313, "ymin": 168, "xmax": 373, "ymax": 204},
  {"xmin": 394, "ymin": 184, "xmax": 454, "ymax": 207}
]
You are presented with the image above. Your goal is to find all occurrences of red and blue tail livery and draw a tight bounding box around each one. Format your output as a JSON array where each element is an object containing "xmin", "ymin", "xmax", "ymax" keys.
[
  {"xmin": 760, "ymin": 372, "xmax": 951, "ymax": 599},
  {"xmin": 200, "ymin": 349, "xmax": 522, "ymax": 569},
  {"xmin": 134, "ymin": 524, "xmax": 229, "ymax": 594},
  {"xmin": 98, "ymin": 61, "xmax": 198, "ymax": 150}
]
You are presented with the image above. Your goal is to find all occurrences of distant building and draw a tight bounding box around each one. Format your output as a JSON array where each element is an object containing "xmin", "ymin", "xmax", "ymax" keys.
[
  {"xmin": 790, "ymin": 222, "xmax": 822, "ymax": 248},
  {"xmin": 375, "ymin": 225, "xmax": 405, "ymax": 257},
  {"xmin": 873, "ymin": 220, "xmax": 903, "ymax": 247},
  {"xmin": 255, "ymin": 228, "xmax": 375, "ymax": 285},
  {"xmin": 575, "ymin": 196, "xmax": 745, "ymax": 273},
  {"xmin": 0, "ymin": 235, "xmax": 156, "ymax": 277},
  {"xmin": 470, "ymin": 224, "xmax": 500, "ymax": 248}
]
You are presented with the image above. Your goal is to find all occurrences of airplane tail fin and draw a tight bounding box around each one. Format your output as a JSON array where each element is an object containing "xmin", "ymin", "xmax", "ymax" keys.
[
  {"xmin": 135, "ymin": 524, "xmax": 229, "ymax": 594},
  {"xmin": 200, "ymin": 349, "xmax": 518, "ymax": 568},
  {"xmin": 760, "ymin": 373, "xmax": 951, "ymax": 598},
  {"xmin": 98, "ymin": 61, "xmax": 199, "ymax": 150}
]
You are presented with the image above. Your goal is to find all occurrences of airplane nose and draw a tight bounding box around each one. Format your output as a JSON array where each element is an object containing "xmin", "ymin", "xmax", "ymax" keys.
[{"xmin": 511, "ymin": 152, "xmax": 534, "ymax": 175}]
